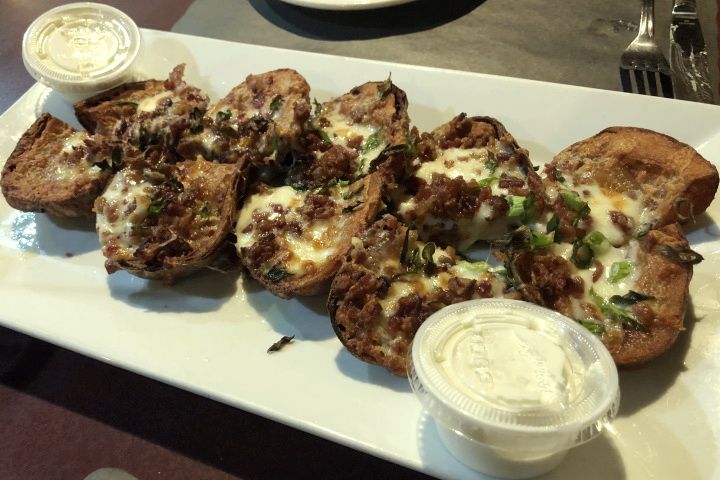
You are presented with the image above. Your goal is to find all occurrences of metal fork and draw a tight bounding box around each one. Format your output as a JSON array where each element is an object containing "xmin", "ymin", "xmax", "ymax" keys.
[{"xmin": 620, "ymin": 0, "xmax": 674, "ymax": 97}]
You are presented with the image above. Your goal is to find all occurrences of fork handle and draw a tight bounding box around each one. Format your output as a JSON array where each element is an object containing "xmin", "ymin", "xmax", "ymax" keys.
[{"xmin": 639, "ymin": 0, "xmax": 655, "ymax": 37}]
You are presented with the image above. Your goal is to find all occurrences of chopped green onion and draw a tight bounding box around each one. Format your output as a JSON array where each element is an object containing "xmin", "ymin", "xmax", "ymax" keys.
[
  {"xmin": 530, "ymin": 230, "xmax": 555, "ymax": 249},
  {"xmin": 608, "ymin": 261, "xmax": 632, "ymax": 283},
  {"xmin": 580, "ymin": 320, "xmax": 604, "ymax": 334},
  {"xmin": 610, "ymin": 290, "xmax": 654, "ymax": 306},
  {"xmin": 476, "ymin": 177, "xmax": 497, "ymax": 188},
  {"xmin": 507, "ymin": 196, "xmax": 526, "ymax": 217},
  {"xmin": 570, "ymin": 240, "xmax": 594, "ymax": 269},
  {"xmin": 266, "ymin": 265, "xmax": 292, "ymax": 283},
  {"xmin": 590, "ymin": 288, "xmax": 648, "ymax": 332},
  {"xmin": 485, "ymin": 152, "xmax": 498, "ymax": 175},
  {"xmin": 361, "ymin": 129, "xmax": 382, "ymax": 154}
]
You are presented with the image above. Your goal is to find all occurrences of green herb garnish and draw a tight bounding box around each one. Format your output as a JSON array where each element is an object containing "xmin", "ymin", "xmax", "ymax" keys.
[
  {"xmin": 342, "ymin": 201, "xmax": 364, "ymax": 213},
  {"xmin": 318, "ymin": 130, "xmax": 332, "ymax": 143},
  {"xmin": 507, "ymin": 196, "xmax": 526, "ymax": 217},
  {"xmin": 267, "ymin": 335, "xmax": 295, "ymax": 353},
  {"xmin": 580, "ymin": 320, "xmax": 604, "ymax": 334},
  {"xmin": 590, "ymin": 288, "xmax": 648, "ymax": 332},
  {"xmin": 266, "ymin": 265, "xmax": 293, "ymax": 283},
  {"xmin": 608, "ymin": 261, "xmax": 632, "ymax": 283},
  {"xmin": 485, "ymin": 152, "xmax": 498, "ymax": 175},
  {"xmin": 342, "ymin": 184, "xmax": 364, "ymax": 200},
  {"xmin": 673, "ymin": 197, "xmax": 695, "ymax": 222},
  {"xmin": 200, "ymin": 203, "xmax": 210, "ymax": 220},
  {"xmin": 530, "ymin": 230, "xmax": 554, "ymax": 249},
  {"xmin": 313, "ymin": 179, "xmax": 338, "ymax": 195},
  {"xmin": 400, "ymin": 225, "xmax": 414, "ymax": 265},
  {"xmin": 476, "ymin": 177, "xmax": 497, "ymax": 188},
  {"xmin": 292, "ymin": 183, "xmax": 313, "ymax": 192},
  {"xmin": 658, "ymin": 244, "xmax": 704, "ymax": 265},
  {"xmin": 422, "ymin": 242, "xmax": 437, "ymax": 276},
  {"xmin": 570, "ymin": 239, "xmax": 594, "ymax": 269},
  {"xmin": 361, "ymin": 129, "xmax": 382, "ymax": 154},
  {"xmin": 131, "ymin": 224, "xmax": 146, "ymax": 236},
  {"xmin": 455, "ymin": 260, "xmax": 491, "ymax": 273},
  {"xmin": 609, "ymin": 290, "xmax": 654, "ymax": 306},
  {"xmin": 377, "ymin": 75, "xmax": 392, "ymax": 100},
  {"xmin": 215, "ymin": 110, "xmax": 232, "ymax": 123},
  {"xmin": 521, "ymin": 193, "xmax": 536, "ymax": 223},
  {"xmin": 270, "ymin": 95, "xmax": 285, "ymax": 112},
  {"xmin": 561, "ymin": 191, "xmax": 590, "ymax": 219},
  {"xmin": 147, "ymin": 195, "xmax": 172, "ymax": 219}
]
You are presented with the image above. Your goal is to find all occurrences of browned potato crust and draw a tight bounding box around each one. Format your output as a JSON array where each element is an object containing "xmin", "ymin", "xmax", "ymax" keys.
[
  {"xmin": 613, "ymin": 223, "xmax": 693, "ymax": 365},
  {"xmin": 1, "ymin": 113, "xmax": 111, "ymax": 217},
  {"xmin": 552, "ymin": 126, "xmax": 719, "ymax": 228}
]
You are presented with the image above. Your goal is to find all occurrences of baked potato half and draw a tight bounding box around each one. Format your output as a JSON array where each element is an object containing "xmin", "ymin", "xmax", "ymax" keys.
[
  {"xmin": 328, "ymin": 215, "xmax": 507, "ymax": 376},
  {"xmin": 235, "ymin": 172, "xmax": 385, "ymax": 298},
  {"xmin": 1, "ymin": 113, "xmax": 115, "ymax": 217},
  {"xmin": 542, "ymin": 126, "xmax": 719, "ymax": 246},
  {"xmin": 74, "ymin": 64, "xmax": 210, "ymax": 152},
  {"xmin": 287, "ymin": 79, "xmax": 412, "ymax": 185},
  {"xmin": 176, "ymin": 68, "xmax": 311, "ymax": 166},
  {"xmin": 95, "ymin": 154, "xmax": 244, "ymax": 283},
  {"xmin": 390, "ymin": 114, "xmax": 543, "ymax": 251},
  {"xmin": 507, "ymin": 223, "xmax": 696, "ymax": 366}
]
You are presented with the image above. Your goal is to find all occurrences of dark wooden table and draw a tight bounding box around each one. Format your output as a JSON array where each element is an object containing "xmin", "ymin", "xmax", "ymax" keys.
[{"xmin": 1, "ymin": 1, "xmax": 719, "ymax": 479}]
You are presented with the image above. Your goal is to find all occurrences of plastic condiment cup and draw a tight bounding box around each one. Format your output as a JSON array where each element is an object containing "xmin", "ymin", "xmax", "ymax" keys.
[
  {"xmin": 22, "ymin": 2, "xmax": 142, "ymax": 103},
  {"xmin": 407, "ymin": 299, "xmax": 620, "ymax": 479}
]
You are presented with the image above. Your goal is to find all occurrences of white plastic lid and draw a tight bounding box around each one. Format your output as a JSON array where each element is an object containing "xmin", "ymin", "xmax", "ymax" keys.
[
  {"xmin": 22, "ymin": 2, "xmax": 141, "ymax": 96},
  {"xmin": 408, "ymin": 299, "xmax": 620, "ymax": 456}
]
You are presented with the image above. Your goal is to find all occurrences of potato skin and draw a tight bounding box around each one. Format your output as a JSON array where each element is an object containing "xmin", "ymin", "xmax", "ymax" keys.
[
  {"xmin": 1, "ymin": 114, "xmax": 111, "ymax": 218},
  {"xmin": 552, "ymin": 126, "xmax": 719, "ymax": 229},
  {"xmin": 613, "ymin": 223, "xmax": 694, "ymax": 366},
  {"xmin": 98, "ymin": 159, "xmax": 245, "ymax": 284},
  {"xmin": 240, "ymin": 172, "xmax": 386, "ymax": 299}
]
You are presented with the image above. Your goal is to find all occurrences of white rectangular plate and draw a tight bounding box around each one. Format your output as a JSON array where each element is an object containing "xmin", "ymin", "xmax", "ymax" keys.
[{"xmin": 1, "ymin": 29, "xmax": 719, "ymax": 480}]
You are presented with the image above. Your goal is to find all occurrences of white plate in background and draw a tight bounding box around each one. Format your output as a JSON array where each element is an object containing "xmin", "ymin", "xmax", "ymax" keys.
[
  {"xmin": 279, "ymin": 0, "xmax": 416, "ymax": 10},
  {"xmin": 1, "ymin": 29, "xmax": 719, "ymax": 480}
]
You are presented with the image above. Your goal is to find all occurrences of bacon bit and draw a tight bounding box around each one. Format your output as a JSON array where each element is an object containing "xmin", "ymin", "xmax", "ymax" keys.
[{"xmin": 591, "ymin": 260, "xmax": 604, "ymax": 282}]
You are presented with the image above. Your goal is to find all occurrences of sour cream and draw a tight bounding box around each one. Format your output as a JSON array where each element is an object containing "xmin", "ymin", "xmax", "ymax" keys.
[
  {"xmin": 408, "ymin": 299, "xmax": 620, "ymax": 479},
  {"xmin": 23, "ymin": 3, "xmax": 142, "ymax": 102}
]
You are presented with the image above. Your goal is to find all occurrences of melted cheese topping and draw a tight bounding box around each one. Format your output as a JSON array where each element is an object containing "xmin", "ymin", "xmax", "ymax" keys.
[
  {"xmin": 548, "ymin": 240, "xmax": 641, "ymax": 321},
  {"xmin": 97, "ymin": 174, "xmax": 154, "ymax": 254},
  {"xmin": 321, "ymin": 107, "xmax": 385, "ymax": 175},
  {"xmin": 378, "ymin": 248, "xmax": 504, "ymax": 316},
  {"xmin": 236, "ymin": 186, "xmax": 352, "ymax": 275},
  {"xmin": 49, "ymin": 131, "xmax": 104, "ymax": 183},
  {"xmin": 137, "ymin": 91, "xmax": 174, "ymax": 113},
  {"xmin": 395, "ymin": 143, "xmax": 525, "ymax": 251},
  {"xmin": 61, "ymin": 131, "xmax": 88, "ymax": 153},
  {"xmin": 575, "ymin": 183, "xmax": 644, "ymax": 246}
]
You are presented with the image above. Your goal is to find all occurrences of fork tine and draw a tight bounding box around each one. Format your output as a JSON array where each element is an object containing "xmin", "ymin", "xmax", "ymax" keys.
[
  {"xmin": 633, "ymin": 70, "xmax": 647, "ymax": 95},
  {"xmin": 647, "ymin": 72, "xmax": 659, "ymax": 96},
  {"xmin": 620, "ymin": 68, "xmax": 632, "ymax": 93},
  {"xmin": 660, "ymin": 74, "xmax": 674, "ymax": 98}
]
